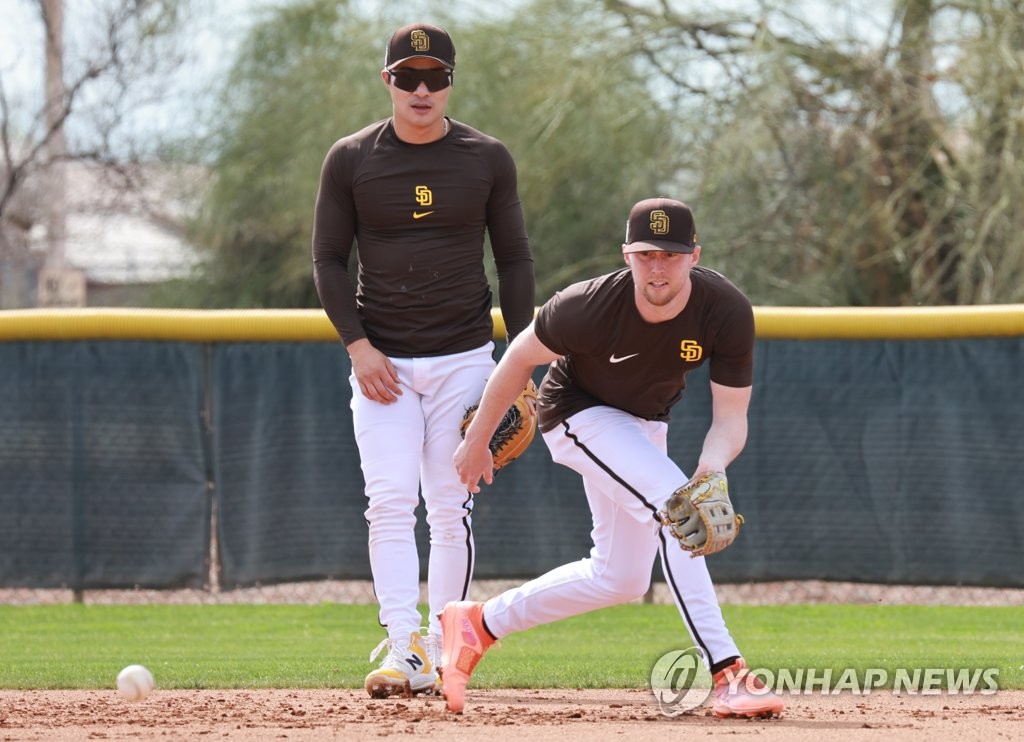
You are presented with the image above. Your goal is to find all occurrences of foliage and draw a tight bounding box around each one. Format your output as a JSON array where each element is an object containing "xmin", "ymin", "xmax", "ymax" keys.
[
  {"xmin": 169, "ymin": 0, "xmax": 680, "ymax": 307},
  {"xmin": 13, "ymin": 1, "xmax": 1022, "ymax": 308},
  {"xmin": 604, "ymin": 0, "xmax": 1024, "ymax": 305},
  {"xmin": 453, "ymin": 0, "xmax": 682, "ymax": 299},
  {"xmin": 169, "ymin": 0, "xmax": 375, "ymax": 308}
]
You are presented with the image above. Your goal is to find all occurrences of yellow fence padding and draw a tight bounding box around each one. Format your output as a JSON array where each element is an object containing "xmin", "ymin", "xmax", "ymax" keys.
[
  {"xmin": 0, "ymin": 305, "xmax": 1022, "ymax": 342},
  {"xmin": 753, "ymin": 305, "xmax": 1024, "ymax": 339}
]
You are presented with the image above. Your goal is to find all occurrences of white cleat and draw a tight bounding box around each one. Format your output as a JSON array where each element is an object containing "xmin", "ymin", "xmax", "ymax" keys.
[{"xmin": 364, "ymin": 631, "xmax": 439, "ymax": 698}]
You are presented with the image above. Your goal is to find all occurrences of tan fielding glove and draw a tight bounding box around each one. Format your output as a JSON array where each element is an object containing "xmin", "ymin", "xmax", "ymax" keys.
[
  {"xmin": 660, "ymin": 471, "xmax": 744, "ymax": 557},
  {"xmin": 460, "ymin": 380, "xmax": 538, "ymax": 471}
]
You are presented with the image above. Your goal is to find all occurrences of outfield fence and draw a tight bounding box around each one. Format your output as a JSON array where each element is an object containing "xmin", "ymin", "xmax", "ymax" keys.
[{"xmin": 1, "ymin": 306, "xmax": 1022, "ymax": 596}]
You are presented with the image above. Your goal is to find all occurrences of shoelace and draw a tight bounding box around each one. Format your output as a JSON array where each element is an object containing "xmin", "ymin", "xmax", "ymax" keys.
[
  {"xmin": 368, "ymin": 637, "xmax": 396, "ymax": 663},
  {"xmin": 421, "ymin": 631, "xmax": 442, "ymax": 668}
]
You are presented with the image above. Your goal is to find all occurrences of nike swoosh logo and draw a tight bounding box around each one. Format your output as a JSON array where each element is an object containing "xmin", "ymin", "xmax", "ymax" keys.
[
  {"xmin": 609, "ymin": 353, "xmax": 639, "ymax": 363},
  {"xmin": 413, "ymin": 211, "xmax": 434, "ymax": 219}
]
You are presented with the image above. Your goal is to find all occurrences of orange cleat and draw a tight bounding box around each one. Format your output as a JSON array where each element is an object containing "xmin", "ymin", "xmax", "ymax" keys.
[
  {"xmin": 438, "ymin": 601, "xmax": 496, "ymax": 713},
  {"xmin": 712, "ymin": 659, "xmax": 784, "ymax": 718}
]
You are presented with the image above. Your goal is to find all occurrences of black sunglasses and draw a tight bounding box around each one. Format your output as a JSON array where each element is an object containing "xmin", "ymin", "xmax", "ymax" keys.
[{"xmin": 387, "ymin": 68, "xmax": 453, "ymax": 93}]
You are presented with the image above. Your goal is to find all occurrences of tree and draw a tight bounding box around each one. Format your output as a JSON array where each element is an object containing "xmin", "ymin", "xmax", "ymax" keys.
[
  {"xmin": 0, "ymin": 0, "xmax": 190, "ymax": 307},
  {"xmin": 949, "ymin": 0, "xmax": 1024, "ymax": 303},
  {"xmin": 454, "ymin": 0, "xmax": 682, "ymax": 299},
  {"xmin": 169, "ymin": 0, "xmax": 681, "ymax": 307},
  {"xmin": 164, "ymin": 0, "xmax": 376, "ymax": 308},
  {"xmin": 604, "ymin": 0, "xmax": 1024, "ymax": 305}
]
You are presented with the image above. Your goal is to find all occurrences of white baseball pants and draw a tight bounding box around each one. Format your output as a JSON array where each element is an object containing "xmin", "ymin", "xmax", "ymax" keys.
[
  {"xmin": 482, "ymin": 405, "xmax": 742, "ymax": 669},
  {"xmin": 350, "ymin": 342, "xmax": 495, "ymax": 642}
]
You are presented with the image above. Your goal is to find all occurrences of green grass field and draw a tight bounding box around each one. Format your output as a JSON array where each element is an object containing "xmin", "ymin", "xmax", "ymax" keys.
[{"xmin": 1, "ymin": 603, "xmax": 1020, "ymax": 691}]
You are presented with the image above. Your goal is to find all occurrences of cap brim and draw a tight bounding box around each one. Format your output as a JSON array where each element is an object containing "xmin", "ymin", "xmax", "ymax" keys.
[
  {"xmin": 386, "ymin": 55, "xmax": 454, "ymax": 70},
  {"xmin": 622, "ymin": 240, "xmax": 695, "ymax": 254}
]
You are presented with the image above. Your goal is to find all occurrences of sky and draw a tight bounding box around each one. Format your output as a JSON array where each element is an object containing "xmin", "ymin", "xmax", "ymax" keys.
[
  {"xmin": 0, "ymin": 0, "xmax": 488, "ymax": 144},
  {"xmin": 0, "ymin": 0, "xmax": 894, "ymax": 94},
  {"xmin": 0, "ymin": 0, "xmax": 897, "ymax": 147},
  {"xmin": 0, "ymin": 0, "xmax": 265, "ymax": 142}
]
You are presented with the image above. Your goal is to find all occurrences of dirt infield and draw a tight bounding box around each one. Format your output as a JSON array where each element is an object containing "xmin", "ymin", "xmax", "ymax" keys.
[{"xmin": 1, "ymin": 688, "xmax": 1020, "ymax": 741}]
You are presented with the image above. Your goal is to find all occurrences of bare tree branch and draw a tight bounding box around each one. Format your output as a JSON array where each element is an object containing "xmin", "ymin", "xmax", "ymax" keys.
[{"xmin": 1, "ymin": 1, "xmax": 187, "ymax": 233}]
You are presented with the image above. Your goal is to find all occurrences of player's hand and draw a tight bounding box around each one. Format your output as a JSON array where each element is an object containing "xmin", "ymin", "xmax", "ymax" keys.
[
  {"xmin": 348, "ymin": 339, "xmax": 402, "ymax": 403},
  {"xmin": 454, "ymin": 436, "xmax": 494, "ymax": 494}
]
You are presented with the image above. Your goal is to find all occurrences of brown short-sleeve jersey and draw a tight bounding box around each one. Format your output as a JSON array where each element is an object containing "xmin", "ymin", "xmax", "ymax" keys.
[
  {"xmin": 312, "ymin": 119, "xmax": 534, "ymax": 357},
  {"xmin": 533, "ymin": 266, "xmax": 754, "ymax": 432}
]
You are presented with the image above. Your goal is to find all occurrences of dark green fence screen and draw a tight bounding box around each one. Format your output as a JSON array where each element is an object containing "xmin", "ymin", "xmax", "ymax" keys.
[{"xmin": 1, "ymin": 334, "xmax": 1021, "ymax": 589}]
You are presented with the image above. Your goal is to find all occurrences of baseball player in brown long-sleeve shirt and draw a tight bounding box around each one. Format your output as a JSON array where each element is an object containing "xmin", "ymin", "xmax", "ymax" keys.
[{"xmin": 312, "ymin": 23, "xmax": 535, "ymax": 698}]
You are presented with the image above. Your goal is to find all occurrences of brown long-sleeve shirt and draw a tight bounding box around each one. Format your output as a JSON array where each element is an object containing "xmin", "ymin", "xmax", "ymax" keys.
[{"xmin": 312, "ymin": 117, "xmax": 535, "ymax": 357}]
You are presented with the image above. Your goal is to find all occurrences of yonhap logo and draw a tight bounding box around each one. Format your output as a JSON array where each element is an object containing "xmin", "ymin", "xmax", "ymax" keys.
[
  {"xmin": 650, "ymin": 647, "xmax": 1001, "ymax": 715},
  {"xmin": 649, "ymin": 647, "xmax": 712, "ymax": 715}
]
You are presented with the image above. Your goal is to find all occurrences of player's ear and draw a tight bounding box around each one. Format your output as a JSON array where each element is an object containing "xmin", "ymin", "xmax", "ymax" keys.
[
  {"xmin": 690, "ymin": 245, "xmax": 701, "ymax": 265},
  {"xmin": 381, "ymin": 69, "xmax": 391, "ymax": 85},
  {"xmin": 623, "ymin": 251, "xmax": 632, "ymax": 267}
]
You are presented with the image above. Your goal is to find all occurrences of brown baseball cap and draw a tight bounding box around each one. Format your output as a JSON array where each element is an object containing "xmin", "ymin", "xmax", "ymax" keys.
[
  {"xmin": 621, "ymin": 197, "xmax": 698, "ymax": 254},
  {"xmin": 385, "ymin": 23, "xmax": 456, "ymax": 70}
]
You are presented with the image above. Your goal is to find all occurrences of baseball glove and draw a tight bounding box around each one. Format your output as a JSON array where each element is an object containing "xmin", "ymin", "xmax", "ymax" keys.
[
  {"xmin": 460, "ymin": 379, "xmax": 539, "ymax": 471},
  {"xmin": 660, "ymin": 471, "xmax": 744, "ymax": 557}
]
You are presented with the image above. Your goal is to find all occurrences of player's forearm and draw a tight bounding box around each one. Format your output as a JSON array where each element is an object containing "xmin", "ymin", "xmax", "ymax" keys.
[
  {"xmin": 699, "ymin": 382, "xmax": 751, "ymax": 473},
  {"xmin": 313, "ymin": 262, "xmax": 365, "ymax": 346},
  {"xmin": 463, "ymin": 360, "xmax": 534, "ymax": 447},
  {"xmin": 697, "ymin": 416, "xmax": 748, "ymax": 473},
  {"xmin": 311, "ymin": 161, "xmax": 361, "ymax": 345},
  {"xmin": 465, "ymin": 325, "xmax": 554, "ymax": 445},
  {"xmin": 494, "ymin": 257, "xmax": 536, "ymax": 341}
]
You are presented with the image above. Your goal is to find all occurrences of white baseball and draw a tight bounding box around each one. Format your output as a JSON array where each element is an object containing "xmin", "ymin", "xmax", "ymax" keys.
[{"xmin": 116, "ymin": 664, "xmax": 155, "ymax": 701}]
